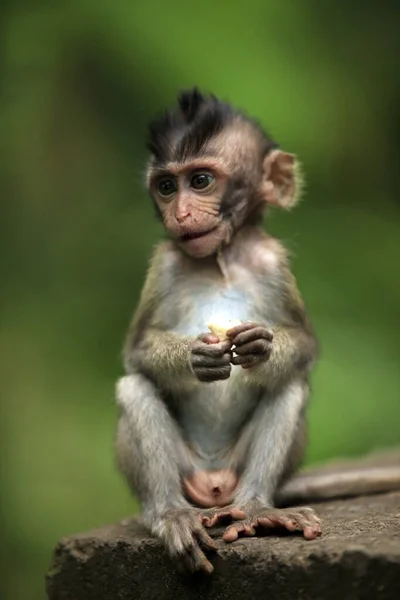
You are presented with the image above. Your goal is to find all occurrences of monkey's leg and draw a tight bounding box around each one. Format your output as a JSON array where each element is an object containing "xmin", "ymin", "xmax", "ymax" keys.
[
  {"xmin": 115, "ymin": 374, "xmax": 217, "ymax": 573},
  {"xmin": 204, "ymin": 379, "xmax": 321, "ymax": 541}
]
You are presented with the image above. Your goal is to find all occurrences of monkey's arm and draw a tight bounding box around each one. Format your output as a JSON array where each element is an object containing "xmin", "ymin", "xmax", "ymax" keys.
[
  {"xmin": 123, "ymin": 245, "xmax": 194, "ymax": 385},
  {"xmin": 125, "ymin": 326, "xmax": 194, "ymax": 384},
  {"xmin": 241, "ymin": 269, "xmax": 318, "ymax": 389}
]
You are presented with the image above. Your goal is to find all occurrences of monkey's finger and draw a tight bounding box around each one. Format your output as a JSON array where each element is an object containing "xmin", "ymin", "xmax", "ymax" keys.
[
  {"xmin": 285, "ymin": 511, "xmax": 322, "ymax": 540},
  {"xmin": 194, "ymin": 340, "xmax": 232, "ymax": 357},
  {"xmin": 197, "ymin": 333, "xmax": 221, "ymax": 344},
  {"xmin": 178, "ymin": 544, "xmax": 214, "ymax": 575},
  {"xmin": 231, "ymin": 354, "xmax": 264, "ymax": 366},
  {"xmin": 253, "ymin": 515, "xmax": 298, "ymax": 532},
  {"xmin": 168, "ymin": 519, "xmax": 215, "ymax": 574},
  {"xmin": 193, "ymin": 525, "xmax": 217, "ymax": 552},
  {"xmin": 230, "ymin": 326, "xmax": 273, "ymax": 347},
  {"xmin": 233, "ymin": 340, "xmax": 271, "ymax": 356},
  {"xmin": 286, "ymin": 507, "xmax": 322, "ymax": 525},
  {"xmin": 226, "ymin": 321, "xmax": 257, "ymax": 339},
  {"xmin": 167, "ymin": 519, "xmax": 195, "ymax": 556},
  {"xmin": 195, "ymin": 366, "xmax": 231, "ymax": 382},
  {"xmin": 192, "ymin": 353, "xmax": 232, "ymax": 368},
  {"xmin": 303, "ymin": 524, "xmax": 322, "ymax": 540},
  {"xmin": 292, "ymin": 518, "xmax": 321, "ymax": 540},
  {"xmin": 188, "ymin": 544, "xmax": 215, "ymax": 574},
  {"xmin": 203, "ymin": 507, "xmax": 246, "ymax": 528},
  {"xmin": 223, "ymin": 522, "xmax": 255, "ymax": 543},
  {"xmin": 198, "ymin": 555, "xmax": 215, "ymax": 574},
  {"xmin": 201, "ymin": 508, "xmax": 229, "ymax": 526},
  {"xmin": 253, "ymin": 511, "xmax": 322, "ymax": 540},
  {"xmin": 296, "ymin": 506, "xmax": 322, "ymax": 524}
]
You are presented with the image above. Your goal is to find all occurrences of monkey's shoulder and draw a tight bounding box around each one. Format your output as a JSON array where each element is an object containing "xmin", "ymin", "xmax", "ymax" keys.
[{"xmin": 235, "ymin": 231, "xmax": 289, "ymax": 276}]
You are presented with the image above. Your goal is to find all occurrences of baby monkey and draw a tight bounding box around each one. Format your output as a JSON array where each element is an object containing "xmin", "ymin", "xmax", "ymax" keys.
[{"xmin": 115, "ymin": 89, "xmax": 398, "ymax": 574}]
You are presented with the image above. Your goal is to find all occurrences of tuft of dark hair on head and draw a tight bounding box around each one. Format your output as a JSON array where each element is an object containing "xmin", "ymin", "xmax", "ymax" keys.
[
  {"xmin": 178, "ymin": 88, "xmax": 205, "ymax": 122},
  {"xmin": 147, "ymin": 87, "xmax": 277, "ymax": 165},
  {"xmin": 147, "ymin": 87, "xmax": 235, "ymax": 164}
]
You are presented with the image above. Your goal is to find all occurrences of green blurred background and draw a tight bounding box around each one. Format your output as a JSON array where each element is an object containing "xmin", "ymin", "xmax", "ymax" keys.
[{"xmin": 1, "ymin": 1, "xmax": 400, "ymax": 598}]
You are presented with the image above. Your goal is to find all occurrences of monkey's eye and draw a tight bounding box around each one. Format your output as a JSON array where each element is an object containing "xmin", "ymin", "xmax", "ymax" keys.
[
  {"xmin": 190, "ymin": 172, "xmax": 214, "ymax": 190},
  {"xmin": 157, "ymin": 178, "xmax": 177, "ymax": 196}
]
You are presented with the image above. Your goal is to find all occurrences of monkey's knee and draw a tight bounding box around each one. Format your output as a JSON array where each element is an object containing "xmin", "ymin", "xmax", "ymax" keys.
[{"xmin": 115, "ymin": 373, "xmax": 158, "ymax": 410}]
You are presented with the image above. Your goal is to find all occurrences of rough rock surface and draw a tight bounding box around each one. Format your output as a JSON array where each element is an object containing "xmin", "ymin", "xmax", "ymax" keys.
[{"xmin": 47, "ymin": 491, "xmax": 400, "ymax": 600}]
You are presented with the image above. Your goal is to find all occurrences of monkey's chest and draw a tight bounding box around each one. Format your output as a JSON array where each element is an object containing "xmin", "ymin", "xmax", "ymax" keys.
[{"xmin": 167, "ymin": 282, "xmax": 260, "ymax": 337}]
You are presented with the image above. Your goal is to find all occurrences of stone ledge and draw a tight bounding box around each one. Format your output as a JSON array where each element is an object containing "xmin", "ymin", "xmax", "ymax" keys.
[{"xmin": 47, "ymin": 491, "xmax": 400, "ymax": 600}]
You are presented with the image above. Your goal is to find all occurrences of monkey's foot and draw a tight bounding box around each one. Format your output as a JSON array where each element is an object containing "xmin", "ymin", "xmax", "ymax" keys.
[
  {"xmin": 157, "ymin": 508, "xmax": 217, "ymax": 574},
  {"xmin": 201, "ymin": 505, "xmax": 246, "ymax": 528},
  {"xmin": 223, "ymin": 505, "xmax": 322, "ymax": 542}
]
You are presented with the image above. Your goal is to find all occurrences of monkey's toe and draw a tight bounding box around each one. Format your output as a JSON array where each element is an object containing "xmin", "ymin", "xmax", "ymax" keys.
[
  {"xmin": 202, "ymin": 505, "xmax": 246, "ymax": 528},
  {"xmin": 223, "ymin": 520, "xmax": 256, "ymax": 542},
  {"xmin": 161, "ymin": 508, "xmax": 217, "ymax": 574},
  {"xmin": 251, "ymin": 507, "xmax": 322, "ymax": 540}
]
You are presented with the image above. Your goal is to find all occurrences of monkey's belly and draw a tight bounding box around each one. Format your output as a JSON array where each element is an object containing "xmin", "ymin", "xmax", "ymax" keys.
[{"xmin": 183, "ymin": 469, "xmax": 238, "ymax": 507}]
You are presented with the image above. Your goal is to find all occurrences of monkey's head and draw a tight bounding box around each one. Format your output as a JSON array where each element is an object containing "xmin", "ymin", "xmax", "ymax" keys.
[{"xmin": 146, "ymin": 88, "xmax": 302, "ymax": 258}]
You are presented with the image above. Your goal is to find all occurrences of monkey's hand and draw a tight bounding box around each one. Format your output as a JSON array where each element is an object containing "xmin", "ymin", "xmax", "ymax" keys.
[
  {"xmin": 227, "ymin": 322, "xmax": 273, "ymax": 369},
  {"xmin": 221, "ymin": 501, "xmax": 321, "ymax": 542},
  {"xmin": 155, "ymin": 508, "xmax": 217, "ymax": 574},
  {"xmin": 191, "ymin": 333, "xmax": 233, "ymax": 382}
]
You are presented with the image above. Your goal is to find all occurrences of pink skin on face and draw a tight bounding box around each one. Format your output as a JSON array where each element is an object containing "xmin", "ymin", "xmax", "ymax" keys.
[{"xmin": 179, "ymin": 225, "xmax": 226, "ymax": 258}]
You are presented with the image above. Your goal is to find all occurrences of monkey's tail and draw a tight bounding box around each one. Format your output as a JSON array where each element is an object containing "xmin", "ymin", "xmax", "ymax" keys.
[{"xmin": 276, "ymin": 449, "xmax": 400, "ymax": 506}]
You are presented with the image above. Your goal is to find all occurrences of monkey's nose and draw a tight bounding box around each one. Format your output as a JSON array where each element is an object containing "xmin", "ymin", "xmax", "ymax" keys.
[{"xmin": 175, "ymin": 211, "xmax": 191, "ymax": 223}]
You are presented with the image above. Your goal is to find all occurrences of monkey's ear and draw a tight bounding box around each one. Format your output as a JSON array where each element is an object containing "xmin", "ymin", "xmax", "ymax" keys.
[{"xmin": 261, "ymin": 150, "xmax": 303, "ymax": 209}]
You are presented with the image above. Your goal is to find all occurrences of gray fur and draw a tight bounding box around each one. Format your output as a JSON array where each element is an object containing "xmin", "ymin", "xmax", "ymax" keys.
[
  {"xmin": 115, "ymin": 225, "xmax": 317, "ymax": 571},
  {"xmin": 234, "ymin": 379, "xmax": 309, "ymax": 506}
]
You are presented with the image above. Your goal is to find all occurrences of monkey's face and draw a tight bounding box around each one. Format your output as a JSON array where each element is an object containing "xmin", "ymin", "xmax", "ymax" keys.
[
  {"xmin": 146, "ymin": 92, "xmax": 302, "ymax": 260},
  {"xmin": 149, "ymin": 161, "xmax": 231, "ymax": 258}
]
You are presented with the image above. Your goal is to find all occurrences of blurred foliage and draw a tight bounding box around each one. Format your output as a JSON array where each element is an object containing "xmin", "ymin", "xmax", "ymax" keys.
[{"xmin": 1, "ymin": 1, "xmax": 400, "ymax": 599}]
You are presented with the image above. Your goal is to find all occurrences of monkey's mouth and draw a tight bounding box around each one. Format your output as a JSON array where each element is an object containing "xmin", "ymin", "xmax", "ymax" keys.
[{"xmin": 180, "ymin": 227, "xmax": 217, "ymax": 242}]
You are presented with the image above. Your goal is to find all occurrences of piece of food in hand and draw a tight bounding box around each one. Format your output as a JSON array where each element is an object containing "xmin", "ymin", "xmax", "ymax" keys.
[{"xmin": 206, "ymin": 318, "xmax": 242, "ymax": 340}]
